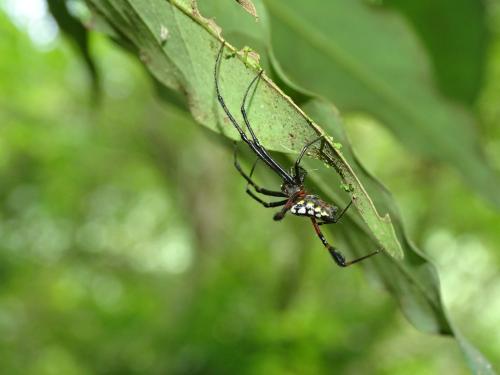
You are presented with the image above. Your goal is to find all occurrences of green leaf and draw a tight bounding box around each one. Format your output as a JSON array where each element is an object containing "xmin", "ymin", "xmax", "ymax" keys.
[
  {"xmin": 303, "ymin": 99, "xmax": 496, "ymax": 375},
  {"xmin": 83, "ymin": 0, "xmax": 496, "ymax": 373},
  {"xmin": 264, "ymin": 0, "xmax": 500, "ymax": 209},
  {"xmin": 86, "ymin": 0, "xmax": 403, "ymax": 260}
]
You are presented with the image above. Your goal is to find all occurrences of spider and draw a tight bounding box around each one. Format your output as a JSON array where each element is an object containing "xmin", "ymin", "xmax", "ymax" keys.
[{"xmin": 214, "ymin": 42, "xmax": 379, "ymax": 267}]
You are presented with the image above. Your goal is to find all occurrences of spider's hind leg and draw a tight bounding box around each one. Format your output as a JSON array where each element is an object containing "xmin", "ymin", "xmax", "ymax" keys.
[{"xmin": 310, "ymin": 217, "xmax": 378, "ymax": 267}]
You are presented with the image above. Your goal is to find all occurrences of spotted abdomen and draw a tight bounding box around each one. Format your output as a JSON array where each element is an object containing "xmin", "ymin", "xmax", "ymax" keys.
[{"xmin": 290, "ymin": 195, "xmax": 337, "ymax": 220}]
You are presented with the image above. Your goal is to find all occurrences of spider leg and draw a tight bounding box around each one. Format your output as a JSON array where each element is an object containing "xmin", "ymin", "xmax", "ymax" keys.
[
  {"xmin": 243, "ymin": 159, "xmax": 288, "ymax": 207},
  {"xmin": 273, "ymin": 199, "xmax": 294, "ymax": 221},
  {"xmin": 294, "ymin": 135, "xmax": 324, "ymax": 180},
  {"xmin": 246, "ymin": 191, "xmax": 288, "ymax": 208},
  {"xmin": 241, "ymin": 70, "xmax": 264, "ymax": 145},
  {"xmin": 215, "ymin": 43, "xmax": 295, "ymax": 184},
  {"xmin": 233, "ymin": 143, "xmax": 286, "ymax": 197},
  {"xmin": 318, "ymin": 198, "xmax": 353, "ymax": 225},
  {"xmin": 239, "ymin": 70, "xmax": 296, "ymax": 181},
  {"xmin": 310, "ymin": 218, "xmax": 379, "ymax": 267},
  {"xmin": 215, "ymin": 43, "xmax": 255, "ymax": 146}
]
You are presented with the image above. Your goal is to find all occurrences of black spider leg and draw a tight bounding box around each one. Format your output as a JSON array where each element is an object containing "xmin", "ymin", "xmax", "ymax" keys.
[
  {"xmin": 273, "ymin": 198, "xmax": 296, "ymax": 221},
  {"xmin": 233, "ymin": 143, "xmax": 286, "ymax": 197},
  {"xmin": 214, "ymin": 43, "xmax": 295, "ymax": 185},
  {"xmin": 272, "ymin": 136, "xmax": 327, "ymax": 221},
  {"xmin": 310, "ymin": 217, "xmax": 379, "ymax": 267},
  {"xmin": 318, "ymin": 198, "xmax": 353, "ymax": 225},
  {"xmin": 245, "ymin": 158, "xmax": 288, "ymax": 208},
  {"xmin": 233, "ymin": 144, "xmax": 288, "ymax": 208},
  {"xmin": 240, "ymin": 70, "xmax": 266, "ymax": 147},
  {"xmin": 238, "ymin": 55, "xmax": 299, "ymax": 186},
  {"xmin": 293, "ymin": 135, "xmax": 324, "ymax": 182},
  {"xmin": 293, "ymin": 135, "xmax": 355, "ymax": 226}
]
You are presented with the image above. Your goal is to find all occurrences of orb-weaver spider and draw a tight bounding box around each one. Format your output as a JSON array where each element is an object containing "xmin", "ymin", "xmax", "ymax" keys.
[{"xmin": 214, "ymin": 43, "xmax": 378, "ymax": 267}]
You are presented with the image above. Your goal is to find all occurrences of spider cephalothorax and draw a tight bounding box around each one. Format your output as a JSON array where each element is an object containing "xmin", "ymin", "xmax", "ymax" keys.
[
  {"xmin": 280, "ymin": 180, "xmax": 303, "ymax": 198},
  {"xmin": 214, "ymin": 42, "xmax": 378, "ymax": 267}
]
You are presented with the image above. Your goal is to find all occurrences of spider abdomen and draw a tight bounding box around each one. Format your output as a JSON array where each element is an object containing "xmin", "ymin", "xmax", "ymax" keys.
[{"xmin": 290, "ymin": 195, "xmax": 337, "ymax": 220}]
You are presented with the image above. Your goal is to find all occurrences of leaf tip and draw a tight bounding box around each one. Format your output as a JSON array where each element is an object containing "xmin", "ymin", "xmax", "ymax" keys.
[{"xmin": 234, "ymin": 0, "xmax": 259, "ymax": 21}]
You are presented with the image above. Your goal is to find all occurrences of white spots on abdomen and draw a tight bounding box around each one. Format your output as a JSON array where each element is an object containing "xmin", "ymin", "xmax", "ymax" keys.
[{"xmin": 290, "ymin": 199, "xmax": 331, "ymax": 219}]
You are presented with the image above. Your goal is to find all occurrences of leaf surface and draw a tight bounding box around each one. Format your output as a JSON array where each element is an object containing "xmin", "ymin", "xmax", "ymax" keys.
[
  {"xmin": 303, "ymin": 99, "xmax": 496, "ymax": 375},
  {"xmin": 86, "ymin": 0, "xmax": 403, "ymax": 260}
]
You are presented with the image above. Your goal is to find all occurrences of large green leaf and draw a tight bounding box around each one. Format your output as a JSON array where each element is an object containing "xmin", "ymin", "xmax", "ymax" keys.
[
  {"xmin": 264, "ymin": 0, "xmax": 500, "ymax": 209},
  {"xmin": 82, "ymin": 0, "xmax": 496, "ymax": 373},
  {"xmin": 384, "ymin": 0, "xmax": 489, "ymax": 105},
  {"xmin": 85, "ymin": 0, "xmax": 402, "ymax": 260},
  {"xmin": 303, "ymin": 99, "xmax": 496, "ymax": 375}
]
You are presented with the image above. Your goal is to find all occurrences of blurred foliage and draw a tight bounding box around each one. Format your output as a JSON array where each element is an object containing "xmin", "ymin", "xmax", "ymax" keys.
[
  {"xmin": 46, "ymin": 0, "xmax": 100, "ymax": 98},
  {"xmin": 384, "ymin": 0, "xmax": 488, "ymax": 105},
  {"xmin": 1, "ymin": 0, "xmax": 500, "ymax": 374}
]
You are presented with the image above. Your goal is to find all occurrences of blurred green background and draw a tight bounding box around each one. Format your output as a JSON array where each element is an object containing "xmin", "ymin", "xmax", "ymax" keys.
[{"xmin": 1, "ymin": 0, "xmax": 500, "ymax": 374}]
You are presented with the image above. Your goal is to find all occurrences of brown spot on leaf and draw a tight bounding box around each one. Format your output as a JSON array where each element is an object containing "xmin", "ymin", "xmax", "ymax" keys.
[{"xmin": 235, "ymin": 0, "xmax": 259, "ymax": 21}]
